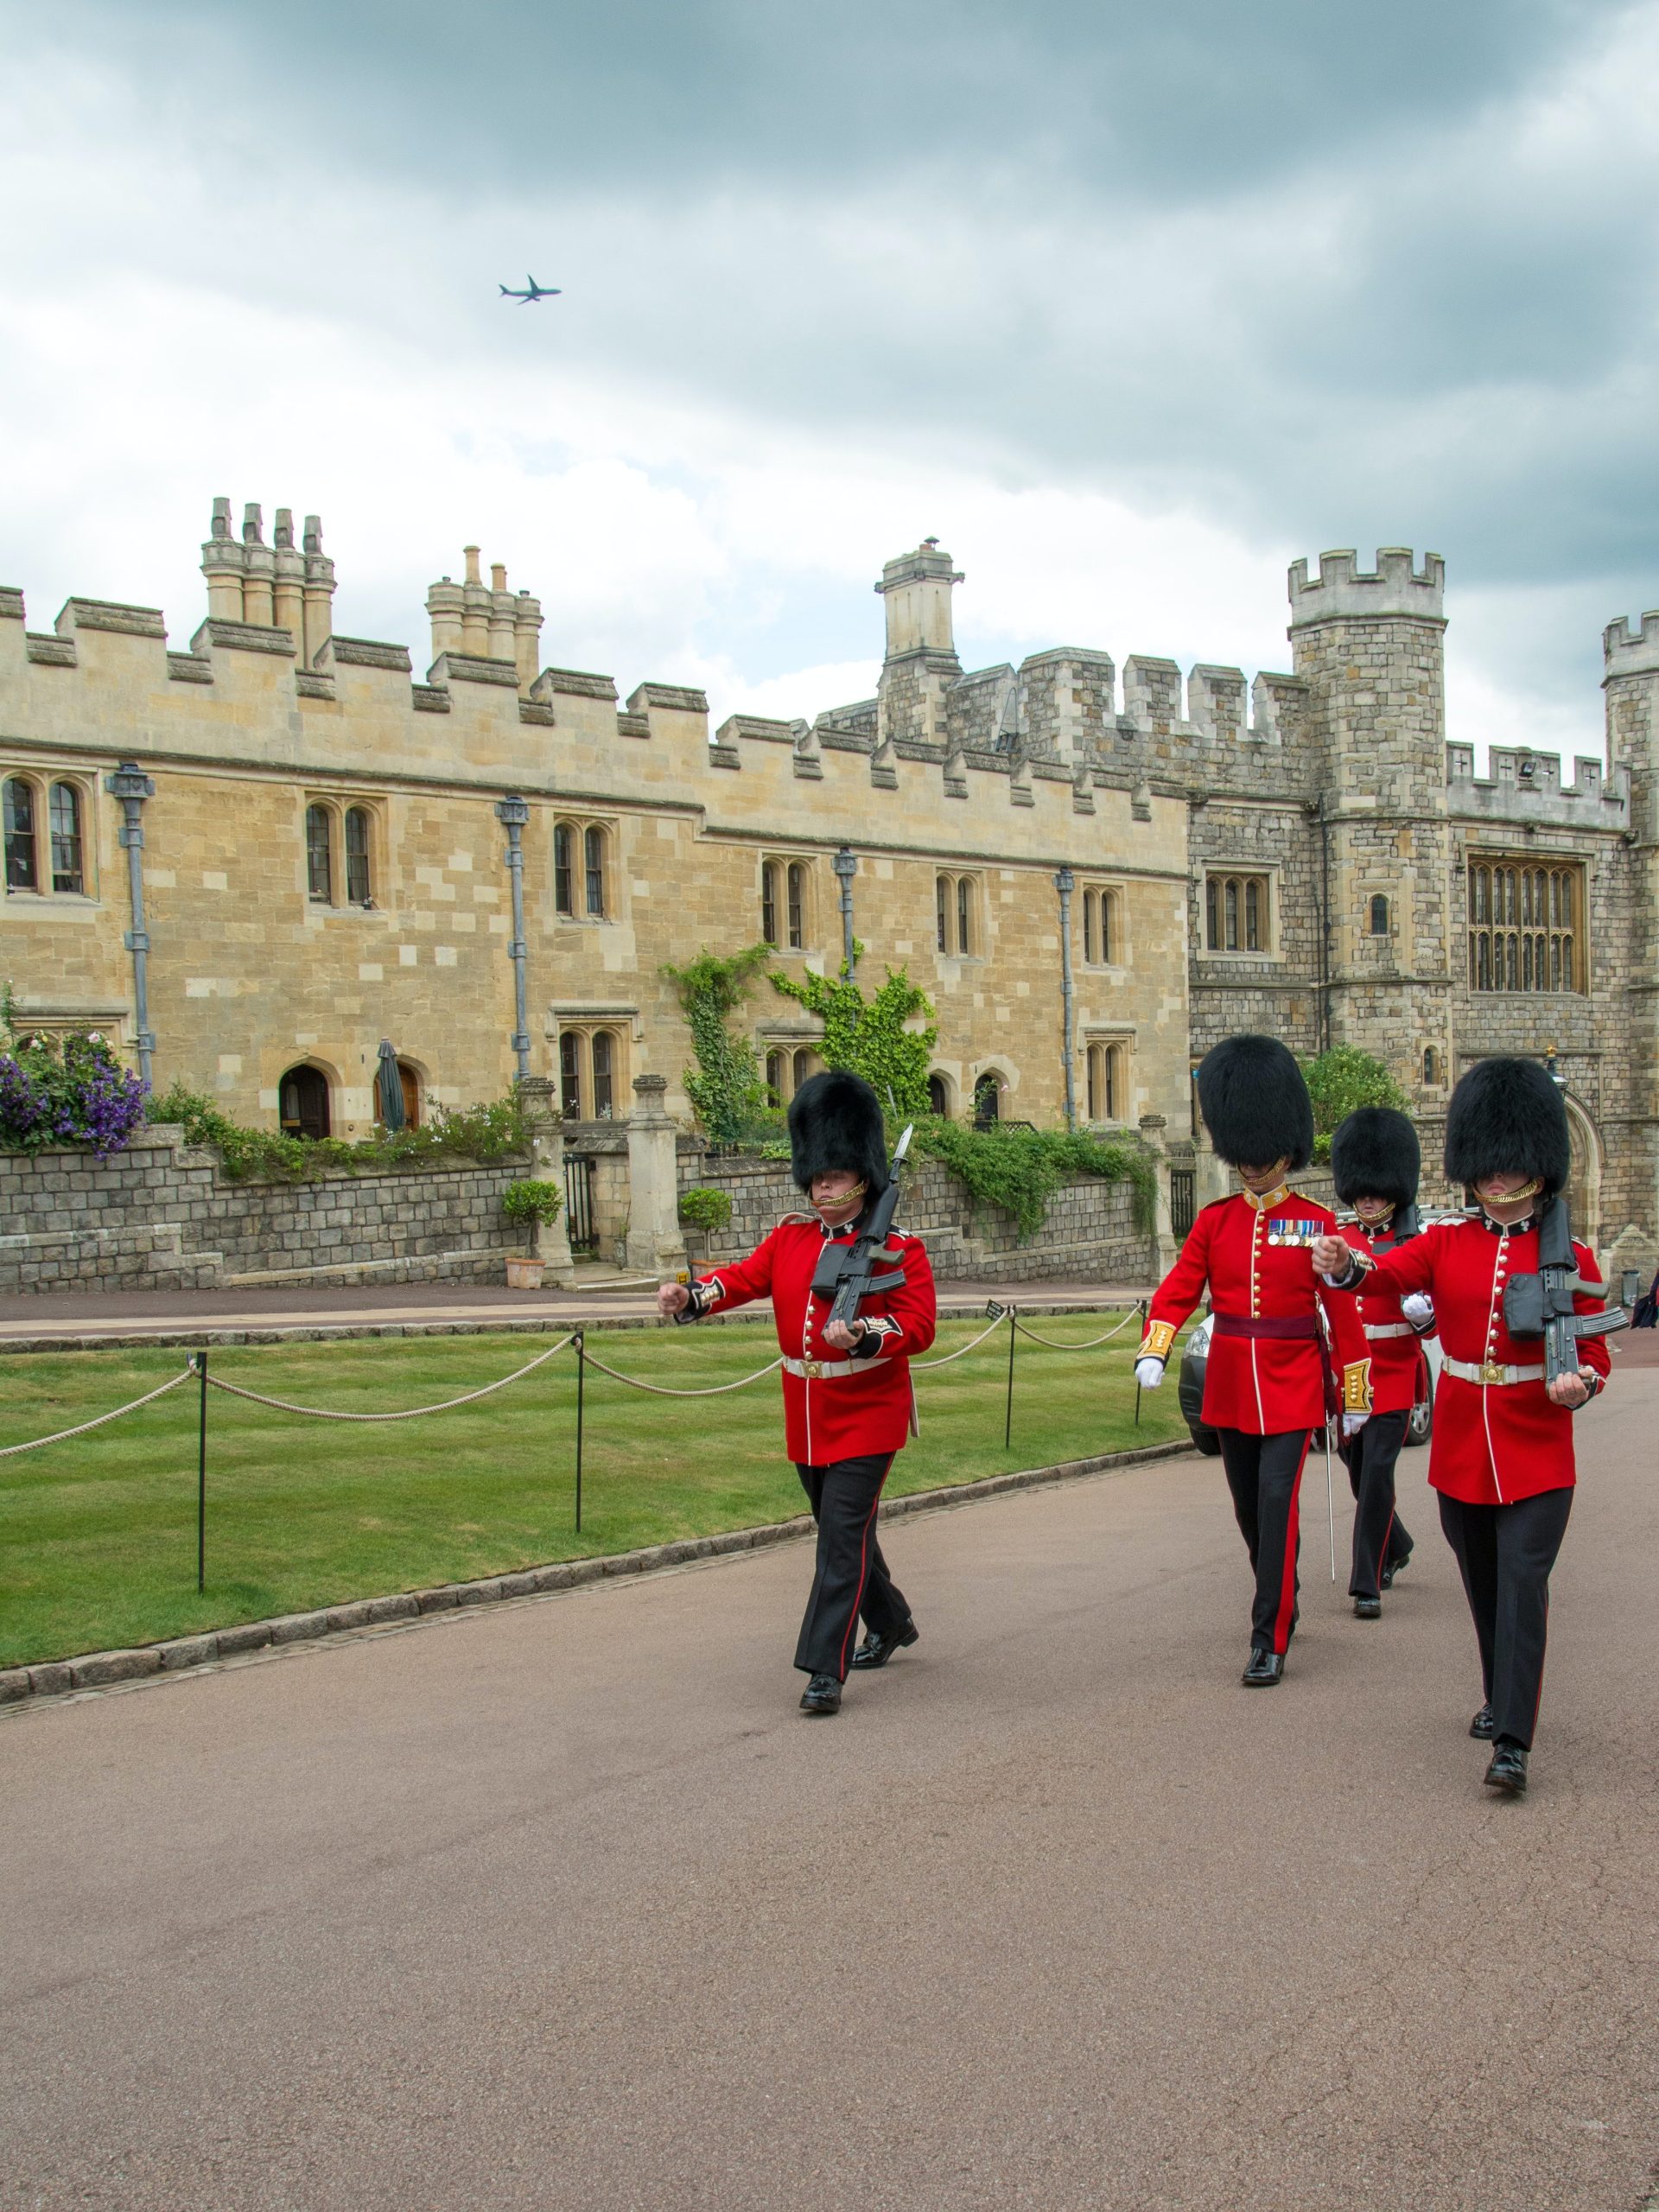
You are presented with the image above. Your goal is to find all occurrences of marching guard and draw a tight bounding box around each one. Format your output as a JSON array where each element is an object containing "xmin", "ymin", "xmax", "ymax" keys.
[
  {"xmin": 1135, "ymin": 1036, "xmax": 1372, "ymax": 1687},
  {"xmin": 1313, "ymin": 1058, "xmax": 1612, "ymax": 1795},
  {"xmin": 657, "ymin": 1071, "xmax": 937, "ymax": 1716},
  {"xmin": 1330, "ymin": 1108, "xmax": 1437, "ymax": 1618}
]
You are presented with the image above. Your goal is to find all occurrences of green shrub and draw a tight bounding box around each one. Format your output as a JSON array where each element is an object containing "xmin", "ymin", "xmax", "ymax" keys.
[
  {"xmin": 768, "ymin": 947, "xmax": 937, "ymax": 1116},
  {"xmin": 500, "ymin": 1179, "xmax": 564, "ymax": 1228},
  {"xmin": 678, "ymin": 1185, "xmax": 734, "ymax": 1235},
  {"xmin": 662, "ymin": 946, "xmax": 776, "ymax": 1144},
  {"xmin": 145, "ymin": 1083, "xmax": 530, "ymax": 1183},
  {"xmin": 909, "ymin": 1119, "xmax": 1154, "ymax": 1241}
]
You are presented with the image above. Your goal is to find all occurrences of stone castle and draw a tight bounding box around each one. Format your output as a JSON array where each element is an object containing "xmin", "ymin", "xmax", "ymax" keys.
[{"xmin": 2, "ymin": 501, "xmax": 1655, "ymax": 1270}]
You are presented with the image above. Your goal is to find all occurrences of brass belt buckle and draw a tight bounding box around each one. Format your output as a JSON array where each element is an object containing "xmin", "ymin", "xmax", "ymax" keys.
[
  {"xmin": 1479, "ymin": 1361, "xmax": 1506, "ymax": 1386},
  {"xmin": 801, "ymin": 1357, "xmax": 823, "ymax": 1380}
]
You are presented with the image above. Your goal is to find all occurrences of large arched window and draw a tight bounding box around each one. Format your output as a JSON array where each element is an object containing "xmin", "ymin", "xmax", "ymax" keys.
[
  {"xmin": 278, "ymin": 1064, "xmax": 331, "ymax": 1141},
  {"xmin": 1205, "ymin": 871, "xmax": 1268, "ymax": 953},
  {"xmin": 305, "ymin": 804, "xmax": 334, "ymax": 903},
  {"xmin": 48, "ymin": 784, "xmax": 85, "ymax": 895},
  {"xmin": 344, "ymin": 805, "xmax": 372, "ymax": 906},
  {"xmin": 591, "ymin": 1029, "xmax": 615, "ymax": 1118},
  {"xmin": 4, "ymin": 778, "xmax": 38, "ymax": 891},
  {"xmin": 559, "ymin": 1030, "xmax": 582, "ymax": 1116}
]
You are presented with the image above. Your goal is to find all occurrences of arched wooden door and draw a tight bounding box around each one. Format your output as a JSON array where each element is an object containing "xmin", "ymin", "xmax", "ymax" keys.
[{"xmin": 279, "ymin": 1065, "xmax": 331, "ymax": 1141}]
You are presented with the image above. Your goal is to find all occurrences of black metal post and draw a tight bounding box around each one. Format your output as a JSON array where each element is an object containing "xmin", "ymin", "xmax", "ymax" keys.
[
  {"xmin": 195, "ymin": 1352, "xmax": 209, "ymax": 1590},
  {"xmin": 1003, "ymin": 1306, "xmax": 1017, "ymax": 1451},
  {"xmin": 574, "ymin": 1331, "xmax": 585, "ymax": 1533}
]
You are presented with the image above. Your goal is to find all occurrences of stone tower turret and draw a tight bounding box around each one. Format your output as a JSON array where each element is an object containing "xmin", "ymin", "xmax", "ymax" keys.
[
  {"xmin": 875, "ymin": 539, "xmax": 963, "ymax": 748},
  {"xmin": 1604, "ymin": 607, "xmax": 1659, "ymax": 1243},
  {"xmin": 1287, "ymin": 548, "xmax": 1453, "ymax": 1104}
]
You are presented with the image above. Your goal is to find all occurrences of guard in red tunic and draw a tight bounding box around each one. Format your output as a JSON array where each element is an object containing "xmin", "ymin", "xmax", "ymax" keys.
[
  {"xmin": 1313, "ymin": 1058, "xmax": 1611, "ymax": 1796},
  {"xmin": 1136, "ymin": 1035, "xmax": 1371, "ymax": 1687},
  {"xmin": 657, "ymin": 1071, "xmax": 937, "ymax": 1717},
  {"xmin": 1331, "ymin": 1108, "xmax": 1438, "ymax": 1618}
]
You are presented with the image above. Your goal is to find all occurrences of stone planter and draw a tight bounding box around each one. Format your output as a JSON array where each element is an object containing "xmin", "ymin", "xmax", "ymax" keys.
[{"xmin": 505, "ymin": 1255, "xmax": 545, "ymax": 1290}]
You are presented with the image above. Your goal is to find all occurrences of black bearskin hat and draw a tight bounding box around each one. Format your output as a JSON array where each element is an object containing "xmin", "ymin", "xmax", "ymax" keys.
[
  {"xmin": 1444, "ymin": 1055, "xmax": 1571, "ymax": 1196},
  {"xmin": 787, "ymin": 1070, "xmax": 890, "ymax": 1195},
  {"xmin": 1331, "ymin": 1107, "xmax": 1421, "ymax": 1211},
  {"xmin": 1196, "ymin": 1034, "xmax": 1314, "ymax": 1172}
]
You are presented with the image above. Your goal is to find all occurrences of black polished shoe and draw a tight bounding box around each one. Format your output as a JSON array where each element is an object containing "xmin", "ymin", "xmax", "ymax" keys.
[
  {"xmin": 1469, "ymin": 1702, "xmax": 1496, "ymax": 1740},
  {"xmin": 1242, "ymin": 1647, "xmax": 1285, "ymax": 1688},
  {"xmin": 1380, "ymin": 1549, "xmax": 1413, "ymax": 1591},
  {"xmin": 850, "ymin": 1621, "xmax": 919, "ymax": 1670},
  {"xmin": 1353, "ymin": 1596, "xmax": 1382, "ymax": 1619},
  {"xmin": 1483, "ymin": 1740, "xmax": 1529, "ymax": 1795},
  {"xmin": 798, "ymin": 1673, "xmax": 842, "ymax": 1716}
]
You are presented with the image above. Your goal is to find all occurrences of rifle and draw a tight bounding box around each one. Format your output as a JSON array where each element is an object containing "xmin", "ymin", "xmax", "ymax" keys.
[
  {"xmin": 810, "ymin": 1124, "xmax": 913, "ymax": 1332},
  {"xmin": 1502, "ymin": 1193, "xmax": 1630, "ymax": 1384}
]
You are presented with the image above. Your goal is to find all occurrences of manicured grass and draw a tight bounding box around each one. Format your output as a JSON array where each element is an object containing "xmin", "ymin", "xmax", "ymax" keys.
[{"xmin": 0, "ymin": 1312, "xmax": 1192, "ymax": 1667}]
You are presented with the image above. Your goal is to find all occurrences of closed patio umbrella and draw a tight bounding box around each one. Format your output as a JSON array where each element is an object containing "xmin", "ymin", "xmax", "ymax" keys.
[{"xmin": 375, "ymin": 1039, "xmax": 406, "ymax": 1131}]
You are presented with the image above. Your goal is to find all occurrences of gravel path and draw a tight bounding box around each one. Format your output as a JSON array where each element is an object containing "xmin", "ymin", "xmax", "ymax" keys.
[{"xmin": 3, "ymin": 1382, "xmax": 1656, "ymax": 2210}]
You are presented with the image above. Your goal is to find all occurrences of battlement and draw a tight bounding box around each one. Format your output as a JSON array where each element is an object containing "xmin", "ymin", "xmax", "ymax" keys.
[
  {"xmin": 1287, "ymin": 547, "xmax": 1445, "ymax": 628},
  {"xmin": 1446, "ymin": 741, "xmax": 1629, "ymax": 829},
  {"xmin": 1603, "ymin": 608, "xmax": 1659, "ymax": 680}
]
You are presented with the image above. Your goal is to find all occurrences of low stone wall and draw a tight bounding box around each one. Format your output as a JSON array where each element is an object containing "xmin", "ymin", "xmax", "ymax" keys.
[
  {"xmin": 677, "ymin": 1149, "xmax": 1155, "ymax": 1283},
  {"xmin": 0, "ymin": 1125, "xmax": 529, "ymax": 1294}
]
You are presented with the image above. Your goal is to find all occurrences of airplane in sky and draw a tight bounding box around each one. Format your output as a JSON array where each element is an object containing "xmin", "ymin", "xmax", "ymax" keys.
[{"xmin": 499, "ymin": 276, "xmax": 561, "ymax": 302}]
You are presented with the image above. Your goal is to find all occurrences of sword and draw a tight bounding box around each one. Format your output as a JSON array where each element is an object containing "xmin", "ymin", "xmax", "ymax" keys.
[{"xmin": 1325, "ymin": 1418, "xmax": 1337, "ymax": 1580}]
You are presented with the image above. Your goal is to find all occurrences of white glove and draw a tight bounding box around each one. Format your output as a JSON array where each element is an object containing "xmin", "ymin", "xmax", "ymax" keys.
[
  {"xmin": 1342, "ymin": 1411, "xmax": 1369, "ymax": 1438},
  {"xmin": 1401, "ymin": 1293, "xmax": 1434, "ymax": 1326},
  {"xmin": 1135, "ymin": 1357, "xmax": 1166, "ymax": 1389}
]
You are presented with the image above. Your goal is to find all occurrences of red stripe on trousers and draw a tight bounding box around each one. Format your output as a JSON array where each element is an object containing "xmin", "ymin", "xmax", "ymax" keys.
[
  {"xmin": 1272, "ymin": 1434, "xmax": 1312, "ymax": 1654},
  {"xmin": 836, "ymin": 1469, "xmax": 891, "ymax": 1680}
]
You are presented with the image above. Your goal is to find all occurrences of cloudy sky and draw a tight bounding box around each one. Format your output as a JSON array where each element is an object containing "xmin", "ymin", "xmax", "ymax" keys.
[{"xmin": 3, "ymin": 0, "xmax": 1656, "ymax": 762}]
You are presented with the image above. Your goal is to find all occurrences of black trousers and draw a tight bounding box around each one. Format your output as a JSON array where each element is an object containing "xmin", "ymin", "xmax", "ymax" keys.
[
  {"xmin": 1217, "ymin": 1427, "xmax": 1313, "ymax": 1656},
  {"xmin": 1438, "ymin": 1486, "xmax": 1573, "ymax": 1750},
  {"xmin": 793, "ymin": 1452, "xmax": 908, "ymax": 1680},
  {"xmin": 1338, "ymin": 1410, "xmax": 1414, "ymax": 1599}
]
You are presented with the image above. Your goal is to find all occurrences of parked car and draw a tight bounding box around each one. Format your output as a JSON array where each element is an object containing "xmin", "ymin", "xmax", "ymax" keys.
[{"xmin": 1176, "ymin": 1311, "xmax": 1439, "ymax": 1457}]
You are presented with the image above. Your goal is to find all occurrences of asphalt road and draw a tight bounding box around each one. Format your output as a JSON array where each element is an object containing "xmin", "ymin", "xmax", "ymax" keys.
[{"xmin": 4, "ymin": 1383, "xmax": 1657, "ymax": 2212}]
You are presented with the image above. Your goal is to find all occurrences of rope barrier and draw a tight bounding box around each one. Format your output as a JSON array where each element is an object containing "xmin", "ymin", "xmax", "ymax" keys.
[
  {"xmin": 1009, "ymin": 1307, "xmax": 1140, "ymax": 1351},
  {"xmin": 0, "ymin": 1366, "xmax": 194, "ymax": 1458},
  {"xmin": 579, "ymin": 1350, "xmax": 785, "ymax": 1396},
  {"xmin": 196, "ymin": 1333, "xmax": 576, "ymax": 1421},
  {"xmin": 909, "ymin": 1310, "xmax": 1015, "ymax": 1370}
]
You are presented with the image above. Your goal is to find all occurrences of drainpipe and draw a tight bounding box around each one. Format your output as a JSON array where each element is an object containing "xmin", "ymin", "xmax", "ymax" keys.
[
  {"xmin": 1316, "ymin": 791, "xmax": 1332, "ymax": 1053},
  {"xmin": 832, "ymin": 844, "xmax": 858, "ymax": 976},
  {"xmin": 105, "ymin": 761, "xmax": 156, "ymax": 1085},
  {"xmin": 1054, "ymin": 867, "xmax": 1077, "ymax": 1130},
  {"xmin": 495, "ymin": 793, "xmax": 531, "ymax": 1080}
]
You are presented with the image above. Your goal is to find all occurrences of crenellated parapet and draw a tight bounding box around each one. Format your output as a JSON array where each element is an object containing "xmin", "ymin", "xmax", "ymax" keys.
[
  {"xmin": 1604, "ymin": 608, "xmax": 1659, "ymax": 682},
  {"xmin": 1287, "ymin": 546, "xmax": 1446, "ymax": 630},
  {"xmin": 1446, "ymin": 741, "xmax": 1629, "ymax": 828}
]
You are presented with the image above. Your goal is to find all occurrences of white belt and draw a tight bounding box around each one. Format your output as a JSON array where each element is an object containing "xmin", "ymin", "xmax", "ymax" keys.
[
  {"xmin": 1442, "ymin": 1357, "xmax": 1545, "ymax": 1387},
  {"xmin": 1363, "ymin": 1322, "xmax": 1414, "ymax": 1340},
  {"xmin": 782, "ymin": 1355, "xmax": 885, "ymax": 1381}
]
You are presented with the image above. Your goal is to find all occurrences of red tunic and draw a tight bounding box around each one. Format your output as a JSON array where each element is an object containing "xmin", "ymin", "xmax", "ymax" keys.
[
  {"xmin": 687, "ymin": 1216, "xmax": 938, "ymax": 1464},
  {"xmin": 1338, "ymin": 1217, "xmax": 1436, "ymax": 1418},
  {"xmin": 1350, "ymin": 1217, "xmax": 1609, "ymax": 1505},
  {"xmin": 1141, "ymin": 1189, "xmax": 1372, "ymax": 1434}
]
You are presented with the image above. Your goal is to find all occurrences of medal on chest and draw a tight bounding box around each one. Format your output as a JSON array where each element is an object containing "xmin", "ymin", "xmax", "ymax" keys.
[{"xmin": 1264, "ymin": 1219, "xmax": 1323, "ymax": 1249}]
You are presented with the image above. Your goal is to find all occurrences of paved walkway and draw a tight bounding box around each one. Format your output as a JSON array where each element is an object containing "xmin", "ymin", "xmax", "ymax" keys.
[
  {"xmin": 0, "ymin": 1274, "xmax": 1152, "ymax": 1348},
  {"xmin": 3, "ymin": 1385, "xmax": 1657, "ymax": 2210}
]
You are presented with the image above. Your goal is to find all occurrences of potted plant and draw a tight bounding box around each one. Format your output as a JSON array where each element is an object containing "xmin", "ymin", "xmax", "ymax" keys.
[
  {"xmin": 677, "ymin": 1184, "xmax": 733, "ymax": 1260},
  {"xmin": 500, "ymin": 1178, "xmax": 563, "ymax": 1288}
]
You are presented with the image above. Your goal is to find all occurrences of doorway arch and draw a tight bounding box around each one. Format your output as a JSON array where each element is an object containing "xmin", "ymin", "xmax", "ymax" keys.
[
  {"xmin": 279, "ymin": 1064, "xmax": 332, "ymax": 1141},
  {"xmin": 1562, "ymin": 1094, "xmax": 1602, "ymax": 1249}
]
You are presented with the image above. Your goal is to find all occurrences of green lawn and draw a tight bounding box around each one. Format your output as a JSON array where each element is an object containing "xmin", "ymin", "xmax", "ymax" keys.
[{"xmin": 0, "ymin": 1312, "xmax": 1192, "ymax": 1667}]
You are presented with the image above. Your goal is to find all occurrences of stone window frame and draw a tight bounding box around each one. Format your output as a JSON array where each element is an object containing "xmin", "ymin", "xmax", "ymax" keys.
[
  {"xmin": 302, "ymin": 791, "xmax": 382, "ymax": 911},
  {"xmin": 760, "ymin": 851, "xmax": 816, "ymax": 953},
  {"xmin": 554, "ymin": 1019, "xmax": 630, "ymax": 1118},
  {"xmin": 935, "ymin": 869, "xmax": 982, "ymax": 958},
  {"xmin": 3, "ymin": 766, "xmax": 98, "ymax": 901},
  {"xmin": 764, "ymin": 1041, "xmax": 824, "ymax": 1106},
  {"xmin": 1079, "ymin": 880, "xmax": 1127, "ymax": 968},
  {"xmin": 1465, "ymin": 853, "xmax": 1586, "ymax": 995},
  {"xmin": 553, "ymin": 814, "xmax": 616, "ymax": 923},
  {"xmin": 1200, "ymin": 864, "xmax": 1279, "ymax": 960},
  {"xmin": 1083, "ymin": 1033, "xmax": 1131, "ymax": 1125},
  {"xmin": 925, "ymin": 1070, "xmax": 957, "ymax": 1119}
]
